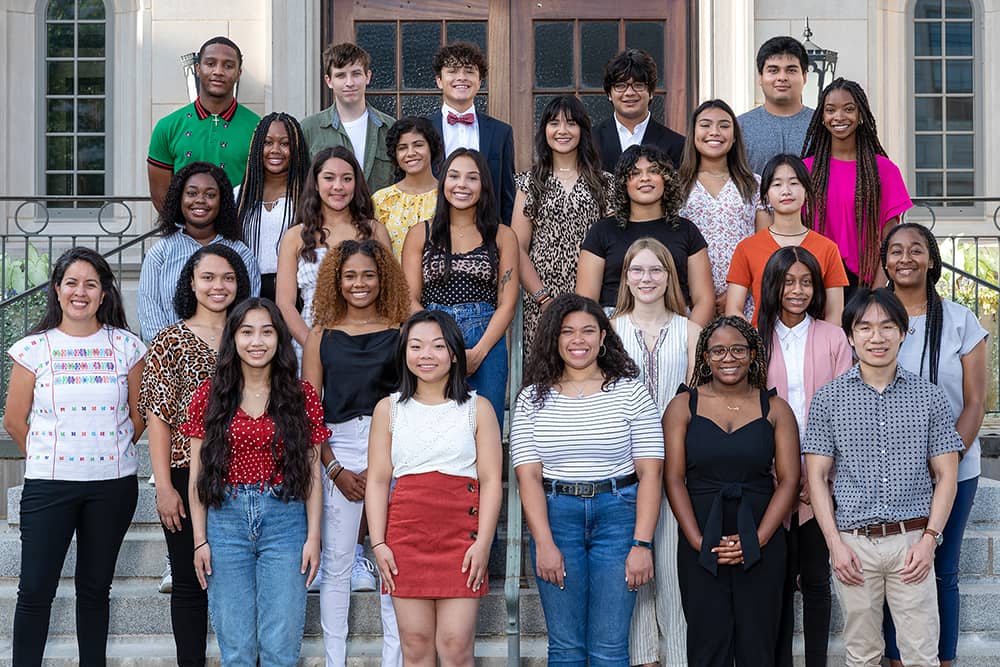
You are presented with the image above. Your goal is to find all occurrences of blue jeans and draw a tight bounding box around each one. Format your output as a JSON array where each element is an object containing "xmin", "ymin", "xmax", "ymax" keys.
[
  {"xmin": 425, "ymin": 301, "xmax": 508, "ymax": 431},
  {"xmin": 883, "ymin": 475, "xmax": 979, "ymax": 662},
  {"xmin": 206, "ymin": 484, "xmax": 308, "ymax": 667},
  {"xmin": 531, "ymin": 480, "xmax": 638, "ymax": 667}
]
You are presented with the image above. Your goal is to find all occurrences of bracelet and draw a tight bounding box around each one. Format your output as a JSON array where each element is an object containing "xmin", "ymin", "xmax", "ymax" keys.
[
  {"xmin": 371, "ymin": 541, "xmax": 386, "ymax": 549},
  {"xmin": 324, "ymin": 459, "xmax": 340, "ymax": 477},
  {"xmin": 631, "ymin": 539, "xmax": 653, "ymax": 550},
  {"xmin": 194, "ymin": 541, "xmax": 209, "ymax": 552},
  {"xmin": 331, "ymin": 466, "xmax": 345, "ymax": 482},
  {"xmin": 537, "ymin": 294, "xmax": 554, "ymax": 306},
  {"xmin": 531, "ymin": 286, "xmax": 550, "ymax": 302}
]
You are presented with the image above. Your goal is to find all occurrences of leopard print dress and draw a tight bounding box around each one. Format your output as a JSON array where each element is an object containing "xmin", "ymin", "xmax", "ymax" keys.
[
  {"xmin": 514, "ymin": 170, "xmax": 613, "ymax": 355},
  {"xmin": 138, "ymin": 321, "xmax": 218, "ymax": 467}
]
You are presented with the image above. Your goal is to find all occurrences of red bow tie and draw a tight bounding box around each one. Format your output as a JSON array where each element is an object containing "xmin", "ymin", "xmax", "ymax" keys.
[{"xmin": 447, "ymin": 112, "xmax": 475, "ymax": 126}]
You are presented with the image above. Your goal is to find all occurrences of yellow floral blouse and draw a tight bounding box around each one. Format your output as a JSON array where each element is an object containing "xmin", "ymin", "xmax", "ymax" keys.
[{"xmin": 372, "ymin": 184, "xmax": 438, "ymax": 259}]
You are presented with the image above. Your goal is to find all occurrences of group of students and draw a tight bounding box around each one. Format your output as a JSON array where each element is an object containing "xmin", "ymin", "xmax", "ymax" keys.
[{"xmin": 4, "ymin": 30, "xmax": 985, "ymax": 667}]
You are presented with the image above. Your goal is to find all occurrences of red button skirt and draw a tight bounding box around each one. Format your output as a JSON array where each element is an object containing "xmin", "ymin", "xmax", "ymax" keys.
[{"xmin": 385, "ymin": 470, "xmax": 488, "ymax": 599}]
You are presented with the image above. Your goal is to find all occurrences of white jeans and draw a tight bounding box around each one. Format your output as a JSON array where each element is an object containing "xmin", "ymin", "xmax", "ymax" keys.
[{"xmin": 319, "ymin": 416, "xmax": 401, "ymax": 667}]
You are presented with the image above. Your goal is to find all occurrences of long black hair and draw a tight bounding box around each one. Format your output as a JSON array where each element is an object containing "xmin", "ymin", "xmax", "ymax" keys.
[
  {"xmin": 691, "ymin": 316, "xmax": 769, "ymax": 390},
  {"xmin": 760, "ymin": 153, "xmax": 815, "ymax": 227},
  {"xmin": 523, "ymin": 293, "xmax": 638, "ymax": 407},
  {"xmin": 173, "ymin": 245, "xmax": 252, "ymax": 320},
  {"xmin": 396, "ymin": 310, "xmax": 471, "ymax": 404},
  {"xmin": 156, "ymin": 162, "xmax": 241, "ymax": 240},
  {"xmin": 802, "ymin": 78, "xmax": 887, "ymax": 284},
  {"xmin": 385, "ymin": 116, "xmax": 444, "ymax": 183},
  {"xmin": 32, "ymin": 247, "xmax": 130, "ymax": 333},
  {"xmin": 196, "ymin": 298, "xmax": 314, "ymax": 508},
  {"xmin": 756, "ymin": 246, "xmax": 827, "ymax": 363},
  {"xmin": 427, "ymin": 148, "xmax": 499, "ymax": 272},
  {"xmin": 236, "ymin": 113, "xmax": 310, "ymax": 260},
  {"xmin": 881, "ymin": 222, "xmax": 943, "ymax": 383}
]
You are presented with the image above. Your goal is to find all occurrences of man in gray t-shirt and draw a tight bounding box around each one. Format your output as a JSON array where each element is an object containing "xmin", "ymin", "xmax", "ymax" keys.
[{"xmin": 738, "ymin": 36, "xmax": 813, "ymax": 174}]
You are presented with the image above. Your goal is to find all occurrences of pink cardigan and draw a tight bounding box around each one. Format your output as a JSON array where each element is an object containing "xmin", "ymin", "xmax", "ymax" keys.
[{"xmin": 767, "ymin": 317, "xmax": 853, "ymax": 524}]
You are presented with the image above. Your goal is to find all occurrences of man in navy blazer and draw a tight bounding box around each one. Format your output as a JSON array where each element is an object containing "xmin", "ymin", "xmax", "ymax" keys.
[
  {"xmin": 593, "ymin": 49, "xmax": 685, "ymax": 173},
  {"xmin": 429, "ymin": 42, "xmax": 515, "ymax": 225}
]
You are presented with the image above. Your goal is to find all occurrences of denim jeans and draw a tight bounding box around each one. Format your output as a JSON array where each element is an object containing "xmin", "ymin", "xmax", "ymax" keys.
[
  {"xmin": 884, "ymin": 475, "xmax": 979, "ymax": 662},
  {"xmin": 425, "ymin": 301, "xmax": 508, "ymax": 431},
  {"xmin": 206, "ymin": 484, "xmax": 308, "ymax": 667},
  {"xmin": 530, "ymin": 479, "xmax": 638, "ymax": 667}
]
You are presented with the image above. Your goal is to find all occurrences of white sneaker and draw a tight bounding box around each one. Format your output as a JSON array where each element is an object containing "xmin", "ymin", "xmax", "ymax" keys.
[
  {"xmin": 350, "ymin": 555, "xmax": 377, "ymax": 592},
  {"xmin": 159, "ymin": 564, "xmax": 173, "ymax": 594}
]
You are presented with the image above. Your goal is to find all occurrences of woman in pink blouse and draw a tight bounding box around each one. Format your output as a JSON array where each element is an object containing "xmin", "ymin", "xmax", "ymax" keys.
[{"xmin": 185, "ymin": 298, "xmax": 328, "ymax": 666}]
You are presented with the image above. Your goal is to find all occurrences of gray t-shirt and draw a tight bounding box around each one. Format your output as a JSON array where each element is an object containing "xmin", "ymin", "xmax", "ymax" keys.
[{"xmin": 737, "ymin": 105, "xmax": 814, "ymax": 175}]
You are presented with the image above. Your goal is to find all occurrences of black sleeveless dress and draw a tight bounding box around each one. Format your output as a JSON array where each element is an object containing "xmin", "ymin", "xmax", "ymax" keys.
[{"xmin": 677, "ymin": 386, "xmax": 786, "ymax": 666}]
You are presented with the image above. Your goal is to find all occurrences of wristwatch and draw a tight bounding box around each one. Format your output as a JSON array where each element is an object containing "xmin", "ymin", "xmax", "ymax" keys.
[{"xmin": 923, "ymin": 528, "xmax": 943, "ymax": 547}]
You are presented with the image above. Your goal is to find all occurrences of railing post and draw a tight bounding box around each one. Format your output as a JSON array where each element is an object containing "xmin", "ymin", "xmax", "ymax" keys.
[{"xmin": 505, "ymin": 299, "xmax": 524, "ymax": 665}]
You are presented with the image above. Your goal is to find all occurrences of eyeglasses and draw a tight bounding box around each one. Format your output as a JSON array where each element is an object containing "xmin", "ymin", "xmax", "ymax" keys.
[
  {"xmin": 851, "ymin": 323, "xmax": 902, "ymax": 339},
  {"xmin": 612, "ymin": 81, "xmax": 649, "ymax": 93},
  {"xmin": 706, "ymin": 344, "xmax": 750, "ymax": 361},
  {"xmin": 627, "ymin": 266, "xmax": 667, "ymax": 280}
]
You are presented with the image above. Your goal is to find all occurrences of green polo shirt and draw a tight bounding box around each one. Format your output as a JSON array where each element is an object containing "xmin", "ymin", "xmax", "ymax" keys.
[{"xmin": 147, "ymin": 98, "xmax": 261, "ymax": 188}]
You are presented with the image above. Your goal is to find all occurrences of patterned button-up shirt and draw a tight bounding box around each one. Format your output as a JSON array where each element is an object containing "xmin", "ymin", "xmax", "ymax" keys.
[{"xmin": 802, "ymin": 364, "xmax": 963, "ymax": 530}]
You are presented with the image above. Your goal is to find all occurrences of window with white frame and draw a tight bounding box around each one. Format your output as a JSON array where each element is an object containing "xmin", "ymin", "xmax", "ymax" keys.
[
  {"xmin": 912, "ymin": 0, "xmax": 975, "ymax": 203},
  {"xmin": 43, "ymin": 0, "xmax": 108, "ymax": 207}
]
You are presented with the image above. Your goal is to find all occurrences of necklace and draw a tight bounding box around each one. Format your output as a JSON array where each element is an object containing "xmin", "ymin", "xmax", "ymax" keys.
[
  {"xmin": 247, "ymin": 386, "xmax": 269, "ymax": 399},
  {"xmin": 262, "ymin": 198, "xmax": 280, "ymax": 210},
  {"xmin": 556, "ymin": 167, "xmax": 575, "ymax": 172},
  {"xmin": 699, "ymin": 171, "xmax": 728, "ymax": 179},
  {"xmin": 561, "ymin": 376, "xmax": 600, "ymax": 399},
  {"xmin": 768, "ymin": 226, "xmax": 809, "ymax": 238},
  {"xmin": 726, "ymin": 403, "xmax": 741, "ymax": 412},
  {"xmin": 907, "ymin": 303, "xmax": 928, "ymax": 335},
  {"xmin": 343, "ymin": 317, "xmax": 380, "ymax": 326}
]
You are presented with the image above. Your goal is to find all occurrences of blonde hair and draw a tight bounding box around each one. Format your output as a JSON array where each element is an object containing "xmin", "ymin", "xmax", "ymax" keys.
[{"xmin": 611, "ymin": 238, "xmax": 685, "ymax": 317}]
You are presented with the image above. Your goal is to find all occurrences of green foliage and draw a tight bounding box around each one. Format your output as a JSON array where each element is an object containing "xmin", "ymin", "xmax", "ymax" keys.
[{"xmin": 1, "ymin": 245, "xmax": 50, "ymax": 415}]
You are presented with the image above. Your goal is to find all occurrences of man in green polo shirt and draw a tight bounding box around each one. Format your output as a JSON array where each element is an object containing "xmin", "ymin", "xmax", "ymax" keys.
[
  {"xmin": 147, "ymin": 36, "xmax": 260, "ymax": 212},
  {"xmin": 301, "ymin": 42, "xmax": 396, "ymax": 193}
]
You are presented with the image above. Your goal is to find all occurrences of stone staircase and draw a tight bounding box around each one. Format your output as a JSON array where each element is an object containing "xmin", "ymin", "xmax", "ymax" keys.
[{"xmin": 0, "ymin": 445, "xmax": 999, "ymax": 665}]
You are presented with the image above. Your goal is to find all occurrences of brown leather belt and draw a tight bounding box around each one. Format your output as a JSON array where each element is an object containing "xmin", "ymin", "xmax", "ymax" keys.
[{"xmin": 846, "ymin": 517, "xmax": 928, "ymax": 538}]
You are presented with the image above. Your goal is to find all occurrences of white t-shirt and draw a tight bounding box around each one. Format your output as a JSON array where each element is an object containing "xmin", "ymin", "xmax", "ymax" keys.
[
  {"xmin": 9, "ymin": 327, "xmax": 146, "ymax": 481},
  {"xmin": 342, "ymin": 111, "xmax": 369, "ymax": 170}
]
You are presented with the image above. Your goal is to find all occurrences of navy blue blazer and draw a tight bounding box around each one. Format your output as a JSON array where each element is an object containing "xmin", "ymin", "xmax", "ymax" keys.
[
  {"xmin": 430, "ymin": 111, "xmax": 516, "ymax": 226},
  {"xmin": 594, "ymin": 116, "xmax": 686, "ymax": 174}
]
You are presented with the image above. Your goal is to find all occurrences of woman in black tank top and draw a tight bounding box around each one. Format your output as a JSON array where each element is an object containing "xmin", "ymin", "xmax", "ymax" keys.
[{"xmin": 663, "ymin": 316, "xmax": 800, "ymax": 666}]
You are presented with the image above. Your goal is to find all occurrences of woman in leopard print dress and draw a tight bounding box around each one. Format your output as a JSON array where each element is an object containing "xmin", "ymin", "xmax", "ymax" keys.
[{"xmin": 138, "ymin": 244, "xmax": 251, "ymax": 665}]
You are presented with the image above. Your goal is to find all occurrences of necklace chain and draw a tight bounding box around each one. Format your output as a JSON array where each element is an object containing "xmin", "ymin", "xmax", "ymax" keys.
[{"xmin": 768, "ymin": 225, "xmax": 809, "ymax": 238}]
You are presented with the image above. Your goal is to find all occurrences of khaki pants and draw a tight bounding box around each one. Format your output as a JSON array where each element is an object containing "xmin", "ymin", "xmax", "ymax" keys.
[{"xmin": 833, "ymin": 530, "xmax": 940, "ymax": 667}]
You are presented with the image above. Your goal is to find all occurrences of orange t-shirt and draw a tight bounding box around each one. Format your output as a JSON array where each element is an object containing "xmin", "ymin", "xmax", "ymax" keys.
[{"xmin": 726, "ymin": 229, "xmax": 849, "ymax": 324}]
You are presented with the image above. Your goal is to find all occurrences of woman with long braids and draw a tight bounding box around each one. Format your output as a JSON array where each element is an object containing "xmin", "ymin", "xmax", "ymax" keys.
[
  {"xmin": 755, "ymin": 247, "xmax": 851, "ymax": 667},
  {"xmin": 139, "ymin": 245, "xmax": 251, "ymax": 667},
  {"xmin": 235, "ymin": 113, "xmax": 310, "ymax": 301},
  {"xmin": 301, "ymin": 240, "xmax": 410, "ymax": 667},
  {"xmin": 880, "ymin": 223, "xmax": 988, "ymax": 667},
  {"xmin": 275, "ymin": 146, "xmax": 391, "ymax": 360},
  {"xmin": 663, "ymin": 316, "xmax": 799, "ymax": 666},
  {"xmin": 372, "ymin": 116, "xmax": 444, "ymax": 259},
  {"xmin": 5, "ymin": 248, "xmax": 145, "ymax": 665},
  {"xmin": 184, "ymin": 298, "xmax": 328, "ymax": 665},
  {"xmin": 511, "ymin": 294, "xmax": 664, "ymax": 666},
  {"xmin": 512, "ymin": 95, "xmax": 612, "ymax": 354},
  {"xmin": 802, "ymin": 78, "xmax": 912, "ymax": 293}
]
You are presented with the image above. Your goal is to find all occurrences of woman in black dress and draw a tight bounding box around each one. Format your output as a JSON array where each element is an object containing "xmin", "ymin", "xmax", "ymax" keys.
[{"xmin": 663, "ymin": 316, "xmax": 800, "ymax": 665}]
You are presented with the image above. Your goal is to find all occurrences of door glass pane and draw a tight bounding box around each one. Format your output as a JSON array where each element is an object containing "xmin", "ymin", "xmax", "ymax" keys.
[
  {"xmin": 48, "ymin": 61, "xmax": 75, "ymax": 95},
  {"xmin": 46, "ymin": 0, "xmax": 75, "ymax": 20},
  {"xmin": 945, "ymin": 61, "xmax": 973, "ymax": 94},
  {"xmin": 534, "ymin": 22, "xmax": 574, "ymax": 89},
  {"xmin": 946, "ymin": 135, "xmax": 973, "ymax": 169},
  {"xmin": 915, "ymin": 172, "xmax": 943, "ymax": 197},
  {"xmin": 47, "ymin": 136, "xmax": 73, "ymax": 170},
  {"xmin": 367, "ymin": 94, "xmax": 397, "ymax": 119},
  {"xmin": 915, "ymin": 135, "xmax": 943, "ymax": 168},
  {"xmin": 914, "ymin": 61, "xmax": 942, "ymax": 94},
  {"xmin": 945, "ymin": 97, "xmax": 972, "ymax": 131},
  {"xmin": 945, "ymin": 22, "xmax": 973, "ymax": 57},
  {"xmin": 402, "ymin": 22, "xmax": 440, "ymax": 90},
  {"xmin": 624, "ymin": 22, "xmax": 664, "ymax": 87},
  {"xmin": 580, "ymin": 22, "xmax": 618, "ymax": 89},
  {"xmin": 47, "ymin": 98, "xmax": 74, "ymax": 132},
  {"xmin": 914, "ymin": 22, "xmax": 941, "ymax": 57},
  {"xmin": 78, "ymin": 60, "xmax": 105, "ymax": 94},
  {"xmin": 533, "ymin": 95, "xmax": 557, "ymax": 127},
  {"xmin": 77, "ymin": 22, "xmax": 105, "ymax": 58},
  {"xmin": 356, "ymin": 23, "xmax": 396, "ymax": 90},
  {"xmin": 580, "ymin": 94, "xmax": 613, "ymax": 129},
  {"xmin": 401, "ymin": 95, "xmax": 444, "ymax": 119},
  {"xmin": 47, "ymin": 23, "xmax": 74, "ymax": 57},
  {"xmin": 649, "ymin": 95, "xmax": 665, "ymax": 125},
  {"xmin": 77, "ymin": 136, "xmax": 105, "ymax": 170},
  {"xmin": 47, "ymin": 173, "xmax": 73, "ymax": 196},
  {"xmin": 914, "ymin": 97, "xmax": 942, "ymax": 131},
  {"xmin": 446, "ymin": 22, "xmax": 486, "ymax": 52}
]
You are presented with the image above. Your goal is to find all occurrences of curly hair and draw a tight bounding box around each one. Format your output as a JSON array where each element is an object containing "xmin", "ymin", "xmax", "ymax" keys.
[
  {"xmin": 196, "ymin": 299, "xmax": 314, "ymax": 508},
  {"xmin": 311, "ymin": 239, "xmax": 410, "ymax": 329},
  {"xmin": 677, "ymin": 99, "xmax": 757, "ymax": 204},
  {"xmin": 173, "ymin": 245, "xmax": 253, "ymax": 320},
  {"xmin": 432, "ymin": 41, "xmax": 488, "ymax": 79},
  {"xmin": 32, "ymin": 247, "xmax": 130, "ymax": 334},
  {"xmin": 611, "ymin": 145, "xmax": 685, "ymax": 229},
  {"xmin": 156, "ymin": 162, "xmax": 241, "ymax": 241},
  {"xmin": 385, "ymin": 117, "xmax": 444, "ymax": 184},
  {"xmin": 690, "ymin": 316, "xmax": 768, "ymax": 390},
  {"xmin": 523, "ymin": 294, "xmax": 638, "ymax": 407},
  {"xmin": 294, "ymin": 146, "xmax": 376, "ymax": 263}
]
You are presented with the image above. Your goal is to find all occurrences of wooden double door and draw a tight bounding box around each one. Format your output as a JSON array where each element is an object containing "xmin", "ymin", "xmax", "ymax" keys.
[{"xmin": 323, "ymin": 1, "xmax": 697, "ymax": 170}]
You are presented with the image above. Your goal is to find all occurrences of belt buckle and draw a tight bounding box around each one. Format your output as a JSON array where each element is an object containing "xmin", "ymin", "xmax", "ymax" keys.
[{"xmin": 575, "ymin": 482, "xmax": 596, "ymax": 498}]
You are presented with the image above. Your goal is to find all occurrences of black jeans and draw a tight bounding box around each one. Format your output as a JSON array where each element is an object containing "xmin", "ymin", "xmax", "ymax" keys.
[
  {"xmin": 163, "ymin": 467, "xmax": 208, "ymax": 667},
  {"xmin": 776, "ymin": 517, "xmax": 832, "ymax": 667},
  {"xmin": 13, "ymin": 475, "xmax": 138, "ymax": 667}
]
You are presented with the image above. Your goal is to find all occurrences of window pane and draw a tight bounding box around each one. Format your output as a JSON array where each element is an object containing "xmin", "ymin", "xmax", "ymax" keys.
[
  {"xmin": 625, "ymin": 22, "xmax": 664, "ymax": 88},
  {"xmin": 915, "ymin": 135, "xmax": 943, "ymax": 168},
  {"xmin": 947, "ymin": 172, "xmax": 973, "ymax": 196},
  {"xmin": 367, "ymin": 94, "xmax": 397, "ymax": 119},
  {"xmin": 401, "ymin": 95, "xmax": 443, "ymax": 119},
  {"xmin": 945, "ymin": 22, "xmax": 972, "ymax": 57},
  {"xmin": 580, "ymin": 22, "xmax": 618, "ymax": 89},
  {"xmin": 533, "ymin": 94, "xmax": 557, "ymax": 128},
  {"xmin": 649, "ymin": 94, "xmax": 665, "ymax": 125},
  {"xmin": 47, "ymin": 173, "xmax": 73, "ymax": 196},
  {"xmin": 946, "ymin": 135, "xmax": 973, "ymax": 169},
  {"xmin": 402, "ymin": 22, "xmax": 440, "ymax": 90},
  {"xmin": 47, "ymin": 23, "xmax": 74, "ymax": 57},
  {"xmin": 446, "ymin": 22, "xmax": 486, "ymax": 52},
  {"xmin": 77, "ymin": 136, "xmax": 105, "ymax": 170},
  {"xmin": 945, "ymin": 61, "xmax": 973, "ymax": 94},
  {"xmin": 580, "ymin": 94, "xmax": 613, "ymax": 129},
  {"xmin": 356, "ymin": 23, "xmax": 396, "ymax": 90},
  {"xmin": 914, "ymin": 22, "xmax": 941, "ymax": 56},
  {"xmin": 77, "ymin": 173, "xmax": 105, "ymax": 196},
  {"xmin": 915, "ymin": 172, "xmax": 943, "ymax": 197},
  {"xmin": 46, "ymin": 0, "xmax": 75, "ymax": 20},
  {"xmin": 78, "ymin": 60, "xmax": 105, "ymax": 94},
  {"xmin": 77, "ymin": 98, "xmax": 104, "ymax": 132},
  {"xmin": 534, "ymin": 22, "xmax": 574, "ymax": 89},
  {"xmin": 914, "ymin": 61, "xmax": 942, "ymax": 94},
  {"xmin": 47, "ymin": 98, "xmax": 74, "ymax": 132},
  {"xmin": 945, "ymin": 0, "xmax": 972, "ymax": 18},
  {"xmin": 47, "ymin": 136, "xmax": 73, "ymax": 170},
  {"xmin": 914, "ymin": 0, "xmax": 942, "ymax": 19},
  {"xmin": 945, "ymin": 97, "xmax": 972, "ymax": 131},
  {"xmin": 78, "ymin": 23, "xmax": 105, "ymax": 58},
  {"xmin": 48, "ymin": 61, "xmax": 75, "ymax": 95},
  {"xmin": 78, "ymin": 0, "xmax": 105, "ymax": 20},
  {"xmin": 914, "ymin": 97, "xmax": 942, "ymax": 131}
]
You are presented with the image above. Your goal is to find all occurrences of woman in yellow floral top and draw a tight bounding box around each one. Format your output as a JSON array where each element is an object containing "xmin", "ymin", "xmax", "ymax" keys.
[{"xmin": 372, "ymin": 117, "xmax": 444, "ymax": 259}]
